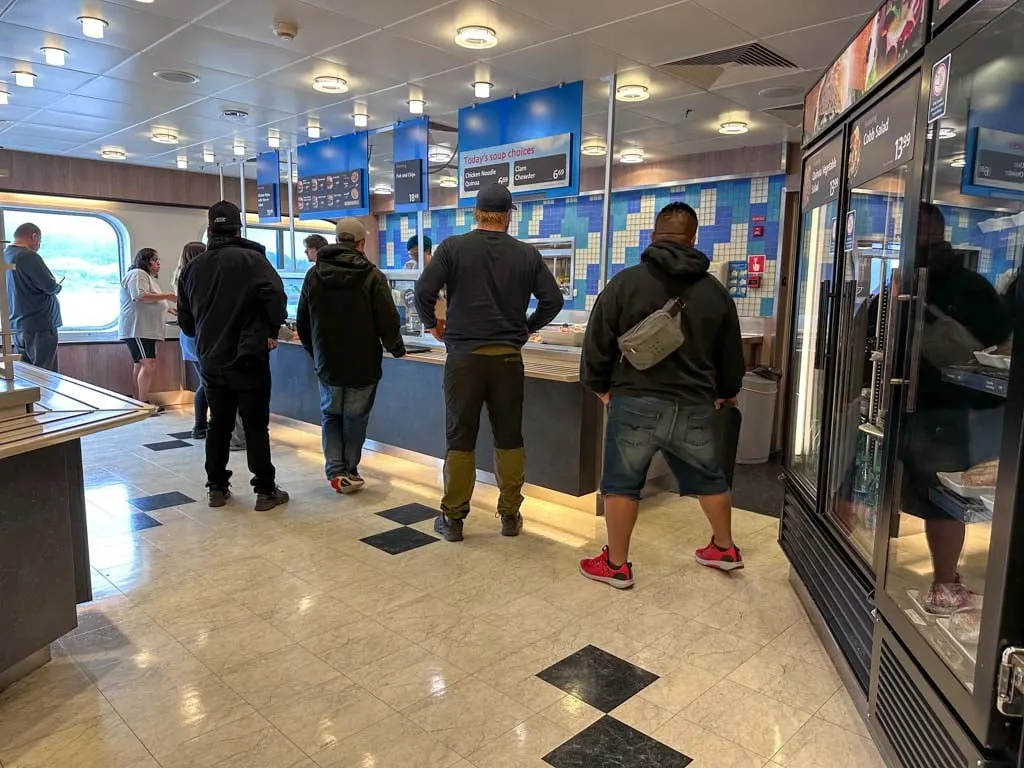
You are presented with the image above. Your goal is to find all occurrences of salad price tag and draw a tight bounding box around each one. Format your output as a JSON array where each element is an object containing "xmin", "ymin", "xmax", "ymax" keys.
[{"xmin": 847, "ymin": 74, "xmax": 921, "ymax": 188}]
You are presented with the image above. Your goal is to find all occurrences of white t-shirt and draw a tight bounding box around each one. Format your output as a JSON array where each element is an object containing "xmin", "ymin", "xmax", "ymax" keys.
[{"xmin": 118, "ymin": 268, "xmax": 167, "ymax": 340}]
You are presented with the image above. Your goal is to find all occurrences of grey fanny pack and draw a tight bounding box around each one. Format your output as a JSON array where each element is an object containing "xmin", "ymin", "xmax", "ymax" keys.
[{"xmin": 617, "ymin": 275, "xmax": 703, "ymax": 371}]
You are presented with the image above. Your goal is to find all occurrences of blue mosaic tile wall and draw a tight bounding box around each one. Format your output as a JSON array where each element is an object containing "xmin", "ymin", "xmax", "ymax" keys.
[
  {"xmin": 378, "ymin": 174, "xmax": 787, "ymax": 316},
  {"xmin": 852, "ymin": 193, "xmax": 1021, "ymax": 287}
]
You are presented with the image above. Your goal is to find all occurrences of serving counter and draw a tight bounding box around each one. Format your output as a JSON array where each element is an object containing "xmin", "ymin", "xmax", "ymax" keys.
[
  {"xmin": 0, "ymin": 364, "xmax": 153, "ymax": 690},
  {"xmin": 269, "ymin": 339, "xmax": 604, "ymax": 500}
]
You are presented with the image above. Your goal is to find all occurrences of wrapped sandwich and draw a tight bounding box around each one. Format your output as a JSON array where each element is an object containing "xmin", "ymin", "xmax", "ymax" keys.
[{"xmin": 962, "ymin": 459, "xmax": 998, "ymax": 487}]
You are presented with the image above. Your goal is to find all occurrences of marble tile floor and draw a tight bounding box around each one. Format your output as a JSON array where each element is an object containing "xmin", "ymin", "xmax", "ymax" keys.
[{"xmin": 0, "ymin": 410, "xmax": 887, "ymax": 768}]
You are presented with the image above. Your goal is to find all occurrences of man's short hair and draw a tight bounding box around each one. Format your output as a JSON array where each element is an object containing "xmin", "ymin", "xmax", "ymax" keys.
[
  {"xmin": 13, "ymin": 222, "xmax": 41, "ymax": 241},
  {"xmin": 655, "ymin": 202, "xmax": 699, "ymax": 234},
  {"xmin": 304, "ymin": 234, "xmax": 328, "ymax": 251},
  {"xmin": 406, "ymin": 234, "xmax": 432, "ymax": 253}
]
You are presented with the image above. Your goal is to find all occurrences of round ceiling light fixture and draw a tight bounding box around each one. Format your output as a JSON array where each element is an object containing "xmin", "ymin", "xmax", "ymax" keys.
[
  {"xmin": 312, "ymin": 75, "xmax": 348, "ymax": 94},
  {"xmin": 428, "ymin": 143, "xmax": 453, "ymax": 163},
  {"xmin": 438, "ymin": 175, "xmax": 459, "ymax": 188},
  {"xmin": 268, "ymin": 133, "xmax": 280, "ymax": 148},
  {"xmin": 473, "ymin": 81, "xmax": 492, "ymax": 99},
  {"xmin": 12, "ymin": 70, "xmax": 36, "ymax": 88},
  {"xmin": 615, "ymin": 84, "xmax": 649, "ymax": 102},
  {"xmin": 307, "ymin": 121, "xmax": 321, "ymax": 139},
  {"xmin": 41, "ymin": 47, "xmax": 68, "ymax": 67},
  {"xmin": 719, "ymin": 121, "xmax": 749, "ymax": 135},
  {"xmin": 455, "ymin": 25, "xmax": 498, "ymax": 50},
  {"xmin": 619, "ymin": 148, "xmax": 645, "ymax": 164},
  {"xmin": 78, "ymin": 17, "xmax": 108, "ymax": 39},
  {"xmin": 154, "ymin": 70, "xmax": 200, "ymax": 85},
  {"xmin": 101, "ymin": 147, "xmax": 126, "ymax": 160},
  {"xmin": 151, "ymin": 129, "xmax": 179, "ymax": 144},
  {"xmin": 0, "ymin": 90, "xmax": 8, "ymax": 105},
  {"xmin": 233, "ymin": 141, "xmax": 245, "ymax": 157},
  {"xmin": 950, "ymin": 154, "xmax": 967, "ymax": 168},
  {"xmin": 176, "ymin": 156, "xmax": 188, "ymax": 169},
  {"xmin": 408, "ymin": 98, "xmax": 425, "ymax": 115},
  {"xmin": 353, "ymin": 107, "xmax": 368, "ymax": 128},
  {"xmin": 581, "ymin": 141, "xmax": 607, "ymax": 157},
  {"xmin": 203, "ymin": 148, "xmax": 215, "ymax": 163}
]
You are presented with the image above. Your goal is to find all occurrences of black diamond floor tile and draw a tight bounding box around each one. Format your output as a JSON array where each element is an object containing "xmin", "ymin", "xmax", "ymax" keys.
[
  {"xmin": 376, "ymin": 502, "xmax": 437, "ymax": 526},
  {"xmin": 129, "ymin": 512, "xmax": 163, "ymax": 531},
  {"xmin": 543, "ymin": 716, "xmax": 691, "ymax": 767},
  {"xmin": 144, "ymin": 440, "xmax": 191, "ymax": 452},
  {"xmin": 130, "ymin": 491, "xmax": 196, "ymax": 511},
  {"xmin": 360, "ymin": 527, "xmax": 439, "ymax": 555},
  {"xmin": 537, "ymin": 645, "xmax": 658, "ymax": 713},
  {"xmin": 168, "ymin": 431, "xmax": 195, "ymax": 440}
]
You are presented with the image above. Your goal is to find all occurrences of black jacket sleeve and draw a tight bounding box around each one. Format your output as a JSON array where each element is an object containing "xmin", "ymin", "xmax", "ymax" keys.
[
  {"xmin": 414, "ymin": 240, "xmax": 449, "ymax": 329},
  {"xmin": 527, "ymin": 251, "xmax": 565, "ymax": 332},
  {"xmin": 254, "ymin": 257, "xmax": 288, "ymax": 338},
  {"xmin": 372, "ymin": 272, "xmax": 406, "ymax": 358},
  {"xmin": 176, "ymin": 266, "xmax": 195, "ymax": 338},
  {"xmin": 580, "ymin": 283, "xmax": 620, "ymax": 395},
  {"xmin": 715, "ymin": 297, "xmax": 745, "ymax": 399},
  {"xmin": 295, "ymin": 276, "xmax": 313, "ymax": 357}
]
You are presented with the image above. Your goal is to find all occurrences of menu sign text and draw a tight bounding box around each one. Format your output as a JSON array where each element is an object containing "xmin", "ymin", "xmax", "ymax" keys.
[
  {"xmin": 394, "ymin": 159, "xmax": 423, "ymax": 205},
  {"xmin": 296, "ymin": 169, "xmax": 364, "ymax": 215},
  {"xmin": 802, "ymin": 136, "xmax": 844, "ymax": 212},
  {"xmin": 972, "ymin": 128, "xmax": 1024, "ymax": 193},
  {"xmin": 459, "ymin": 133, "xmax": 572, "ymax": 196},
  {"xmin": 847, "ymin": 76, "xmax": 921, "ymax": 189}
]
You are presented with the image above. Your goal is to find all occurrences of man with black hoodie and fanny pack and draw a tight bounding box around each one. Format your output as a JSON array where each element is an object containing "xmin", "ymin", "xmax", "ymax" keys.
[
  {"xmin": 579, "ymin": 202, "xmax": 746, "ymax": 589},
  {"xmin": 296, "ymin": 218, "xmax": 406, "ymax": 494}
]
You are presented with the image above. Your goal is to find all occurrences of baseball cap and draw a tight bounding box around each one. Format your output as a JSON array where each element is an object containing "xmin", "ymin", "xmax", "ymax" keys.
[
  {"xmin": 208, "ymin": 200, "xmax": 242, "ymax": 230},
  {"xmin": 336, "ymin": 218, "xmax": 367, "ymax": 242},
  {"xmin": 475, "ymin": 183, "xmax": 517, "ymax": 213},
  {"xmin": 406, "ymin": 234, "xmax": 432, "ymax": 252}
]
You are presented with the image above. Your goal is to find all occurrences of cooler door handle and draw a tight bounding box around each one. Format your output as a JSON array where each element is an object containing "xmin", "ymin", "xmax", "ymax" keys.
[{"xmin": 814, "ymin": 279, "xmax": 832, "ymax": 371}]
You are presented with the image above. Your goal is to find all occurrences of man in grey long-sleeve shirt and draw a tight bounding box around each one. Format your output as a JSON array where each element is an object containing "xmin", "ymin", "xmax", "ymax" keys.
[
  {"xmin": 415, "ymin": 183, "xmax": 564, "ymax": 542},
  {"xmin": 3, "ymin": 222, "xmax": 62, "ymax": 371}
]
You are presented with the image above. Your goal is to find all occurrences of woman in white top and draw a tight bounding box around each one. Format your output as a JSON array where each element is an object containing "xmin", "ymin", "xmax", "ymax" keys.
[{"xmin": 119, "ymin": 248, "xmax": 175, "ymax": 409}]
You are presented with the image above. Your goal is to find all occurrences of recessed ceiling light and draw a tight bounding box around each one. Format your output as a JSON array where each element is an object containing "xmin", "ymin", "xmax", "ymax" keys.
[
  {"xmin": 373, "ymin": 184, "xmax": 393, "ymax": 195},
  {"xmin": 78, "ymin": 17, "xmax": 108, "ymax": 39},
  {"xmin": 233, "ymin": 141, "xmax": 245, "ymax": 157},
  {"xmin": 472, "ymin": 81, "xmax": 493, "ymax": 99},
  {"xmin": 101, "ymin": 147, "xmax": 126, "ymax": 160},
  {"xmin": 12, "ymin": 71, "xmax": 35, "ymax": 88},
  {"xmin": 154, "ymin": 70, "xmax": 200, "ymax": 85},
  {"xmin": 438, "ymin": 175, "xmax": 458, "ymax": 188},
  {"xmin": 135, "ymin": 0, "xmax": 155, "ymax": 4},
  {"xmin": 353, "ymin": 108, "xmax": 368, "ymax": 128},
  {"xmin": 307, "ymin": 121, "xmax": 321, "ymax": 139},
  {"xmin": 151, "ymin": 129, "xmax": 178, "ymax": 145},
  {"xmin": 0, "ymin": 90, "xmax": 7, "ymax": 105},
  {"xmin": 41, "ymin": 47, "xmax": 68, "ymax": 67},
  {"xmin": 455, "ymin": 25, "xmax": 498, "ymax": 50},
  {"xmin": 619, "ymin": 148, "xmax": 644, "ymax": 164},
  {"xmin": 203, "ymin": 148, "xmax": 215, "ymax": 163},
  {"xmin": 176, "ymin": 156, "xmax": 188, "ymax": 169},
  {"xmin": 950, "ymin": 154, "xmax": 967, "ymax": 168},
  {"xmin": 615, "ymin": 84, "xmax": 649, "ymax": 102},
  {"xmin": 268, "ymin": 133, "xmax": 280, "ymax": 148},
  {"xmin": 581, "ymin": 142, "xmax": 607, "ymax": 157},
  {"xmin": 408, "ymin": 98, "xmax": 425, "ymax": 115},
  {"xmin": 428, "ymin": 143, "xmax": 453, "ymax": 163},
  {"xmin": 312, "ymin": 75, "xmax": 348, "ymax": 94},
  {"xmin": 719, "ymin": 121, "xmax": 749, "ymax": 135}
]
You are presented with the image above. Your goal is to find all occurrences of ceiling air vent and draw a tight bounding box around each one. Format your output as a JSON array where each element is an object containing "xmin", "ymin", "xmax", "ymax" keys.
[
  {"xmin": 221, "ymin": 108, "xmax": 250, "ymax": 123},
  {"xmin": 154, "ymin": 70, "xmax": 200, "ymax": 85},
  {"xmin": 667, "ymin": 42, "xmax": 797, "ymax": 69}
]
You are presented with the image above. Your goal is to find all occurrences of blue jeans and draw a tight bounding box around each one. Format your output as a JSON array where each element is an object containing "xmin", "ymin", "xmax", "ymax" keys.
[{"xmin": 319, "ymin": 382, "xmax": 377, "ymax": 479}]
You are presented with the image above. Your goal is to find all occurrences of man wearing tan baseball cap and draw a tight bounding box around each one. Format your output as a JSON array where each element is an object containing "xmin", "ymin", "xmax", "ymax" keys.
[{"xmin": 296, "ymin": 217, "xmax": 406, "ymax": 494}]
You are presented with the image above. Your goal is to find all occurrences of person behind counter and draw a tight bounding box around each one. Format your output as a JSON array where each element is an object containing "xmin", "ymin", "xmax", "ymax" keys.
[
  {"xmin": 404, "ymin": 234, "xmax": 431, "ymax": 269},
  {"xmin": 4, "ymin": 222, "xmax": 62, "ymax": 371},
  {"xmin": 119, "ymin": 247, "xmax": 177, "ymax": 411},
  {"xmin": 415, "ymin": 182, "xmax": 564, "ymax": 542},
  {"xmin": 177, "ymin": 201, "xmax": 289, "ymax": 511},
  {"xmin": 579, "ymin": 202, "xmax": 746, "ymax": 589},
  {"xmin": 304, "ymin": 234, "xmax": 328, "ymax": 263},
  {"xmin": 296, "ymin": 218, "xmax": 406, "ymax": 494}
]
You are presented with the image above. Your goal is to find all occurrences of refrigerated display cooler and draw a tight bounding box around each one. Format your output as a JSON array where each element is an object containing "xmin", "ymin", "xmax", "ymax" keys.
[{"xmin": 784, "ymin": 0, "xmax": 1024, "ymax": 766}]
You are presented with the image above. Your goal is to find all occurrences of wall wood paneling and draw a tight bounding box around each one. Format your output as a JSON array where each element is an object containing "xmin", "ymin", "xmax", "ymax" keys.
[{"xmin": 58, "ymin": 341, "xmax": 184, "ymax": 399}]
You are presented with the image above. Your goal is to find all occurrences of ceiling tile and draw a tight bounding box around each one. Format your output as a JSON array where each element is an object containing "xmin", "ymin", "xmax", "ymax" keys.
[
  {"xmin": 491, "ymin": 0, "xmax": 680, "ymax": 33},
  {"xmin": 693, "ymin": 0, "xmax": 878, "ymax": 38},
  {"xmin": 0, "ymin": 84, "xmax": 70, "ymax": 110},
  {"xmin": 411, "ymin": 63, "xmax": 549, "ymax": 103},
  {"xmin": 300, "ymin": 0, "xmax": 453, "ymax": 28},
  {"xmin": 104, "ymin": 53, "xmax": 250, "ymax": 96},
  {"xmin": 583, "ymin": 108, "xmax": 665, "ymax": 137},
  {"xmin": 73, "ymin": 76, "xmax": 205, "ymax": 114},
  {"xmin": 763, "ymin": 14, "xmax": 867, "ymax": 70},
  {"xmin": 21, "ymin": 109, "xmax": 128, "ymax": 135},
  {"xmin": 711, "ymin": 68, "xmax": 822, "ymax": 108},
  {"xmin": 144, "ymin": 26, "xmax": 307, "ymax": 79},
  {"xmin": 322, "ymin": 32, "xmax": 470, "ymax": 83},
  {"xmin": 0, "ymin": 130, "xmax": 83, "ymax": 152},
  {"xmin": 256, "ymin": 58, "xmax": 405, "ymax": 108},
  {"xmin": 99, "ymin": 0, "xmax": 235, "ymax": 23},
  {"xmin": 574, "ymin": 2, "xmax": 754, "ymax": 67},
  {"xmin": 199, "ymin": 0, "xmax": 378, "ymax": 56},
  {"xmin": 627, "ymin": 90, "xmax": 748, "ymax": 127},
  {"xmin": 0, "ymin": 56, "xmax": 95, "ymax": 95},
  {"xmin": 490, "ymin": 36, "xmax": 632, "ymax": 85},
  {"xmin": 0, "ymin": 22, "xmax": 134, "ymax": 75}
]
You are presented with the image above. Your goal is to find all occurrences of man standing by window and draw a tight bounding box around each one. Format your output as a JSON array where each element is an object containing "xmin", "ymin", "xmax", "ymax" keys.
[
  {"xmin": 3, "ymin": 222, "xmax": 62, "ymax": 371},
  {"xmin": 296, "ymin": 218, "xmax": 406, "ymax": 494},
  {"xmin": 303, "ymin": 234, "xmax": 328, "ymax": 264},
  {"xmin": 415, "ymin": 183, "xmax": 563, "ymax": 542},
  {"xmin": 177, "ymin": 201, "xmax": 289, "ymax": 512}
]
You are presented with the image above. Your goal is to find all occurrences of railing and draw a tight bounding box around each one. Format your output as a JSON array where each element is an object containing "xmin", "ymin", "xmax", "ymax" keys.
[{"xmin": 0, "ymin": 262, "xmax": 16, "ymax": 382}]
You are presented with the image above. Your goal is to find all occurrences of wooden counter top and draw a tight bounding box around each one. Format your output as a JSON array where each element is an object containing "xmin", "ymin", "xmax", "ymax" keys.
[{"xmin": 0, "ymin": 364, "xmax": 154, "ymax": 460}]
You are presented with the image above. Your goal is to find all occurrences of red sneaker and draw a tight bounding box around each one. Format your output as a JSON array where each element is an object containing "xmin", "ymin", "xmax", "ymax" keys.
[
  {"xmin": 579, "ymin": 546, "xmax": 635, "ymax": 589},
  {"xmin": 695, "ymin": 539, "xmax": 744, "ymax": 571}
]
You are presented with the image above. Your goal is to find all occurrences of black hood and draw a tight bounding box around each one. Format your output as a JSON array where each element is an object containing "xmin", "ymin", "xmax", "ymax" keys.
[
  {"xmin": 641, "ymin": 240, "xmax": 710, "ymax": 278},
  {"xmin": 314, "ymin": 244, "xmax": 374, "ymax": 287}
]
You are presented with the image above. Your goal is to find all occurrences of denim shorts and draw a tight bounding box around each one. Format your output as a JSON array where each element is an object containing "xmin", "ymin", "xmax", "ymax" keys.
[{"xmin": 601, "ymin": 396, "xmax": 730, "ymax": 500}]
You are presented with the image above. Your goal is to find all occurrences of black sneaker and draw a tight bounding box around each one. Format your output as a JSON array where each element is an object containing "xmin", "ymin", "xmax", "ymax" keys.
[
  {"xmin": 500, "ymin": 513, "xmax": 524, "ymax": 537},
  {"xmin": 255, "ymin": 487, "xmax": 290, "ymax": 511},
  {"xmin": 208, "ymin": 487, "xmax": 230, "ymax": 507},
  {"xmin": 191, "ymin": 427, "xmax": 208, "ymax": 440},
  {"xmin": 434, "ymin": 514, "xmax": 464, "ymax": 542}
]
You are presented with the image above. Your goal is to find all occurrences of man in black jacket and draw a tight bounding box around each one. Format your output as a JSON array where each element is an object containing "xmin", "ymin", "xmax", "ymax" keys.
[
  {"xmin": 415, "ymin": 183, "xmax": 563, "ymax": 542},
  {"xmin": 579, "ymin": 202, "xmax": 745, "ymax": 589},
  {"xmin": 177, "ymin": 201, "xmax": 289, "ymax": 511},
  {"xmin": 296, "ymin": 218, "xmax": 406, "ymax": 494}
]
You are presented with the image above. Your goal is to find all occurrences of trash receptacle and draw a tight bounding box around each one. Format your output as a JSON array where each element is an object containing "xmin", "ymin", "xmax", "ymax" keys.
[{"xmin": 736, "ymin": 368, "xmax": 779, "ymax": 465}]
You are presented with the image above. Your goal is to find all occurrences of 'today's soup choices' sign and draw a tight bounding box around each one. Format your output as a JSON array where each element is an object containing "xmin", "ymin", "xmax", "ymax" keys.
[
  {"xmin": 847, "ymin": 75, "xmax": 921, "ymax": 189},
  {"xmin": 459, "ymin": 133, "xmax": 572, "ymax": 197}
]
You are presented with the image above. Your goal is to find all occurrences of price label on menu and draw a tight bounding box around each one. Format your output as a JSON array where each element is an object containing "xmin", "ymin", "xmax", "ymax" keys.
[
  {"xmin": 459, "ymin": 133, "xmax": 572, "ymax": 197},
  {"xmin": 462, "ymin": 162, "xmax": 511, "ymax": 193},
  {"xmin": 847, "ymin": 75, "xmax": 921, "ymax": 189},
  {"xmin": 801, "ymin": 135, "xmax": 844, "ymax": 212},
  {"xmin": 394, "ymin": 159, "xmax": 423, "ymax": 204},
  {"xmin": 256, "ymin": 184, "xmax": 277, "ymax": 219}
]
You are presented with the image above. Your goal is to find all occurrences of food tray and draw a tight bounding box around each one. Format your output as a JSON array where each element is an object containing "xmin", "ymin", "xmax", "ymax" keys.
[
  {"xmin": 936, "ymin": 471, "xmax": 995, "ymax": 500},
  {"xmin": 973, "ymin": 350, "xmax": 1011, "ymax": 370},
  {"xmin": 981, "ymin": 494, "xmax": 995, "ymax": 515},
  {"xmin": 537, "ymin": 327, "xmax": 584, "ymax": 347}
]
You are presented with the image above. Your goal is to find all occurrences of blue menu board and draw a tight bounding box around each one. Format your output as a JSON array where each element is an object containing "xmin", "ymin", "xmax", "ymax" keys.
[
  {"xmin": 297, "ymin": 132, "xmax": 369, "ymax": 219},
  {"xmin": 393, "ymin": 117, "xmax": 429, "ymax": 213},
  {"xmin": 256, "ymin": 150, "xmax": 281, "ymax": 224}
]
